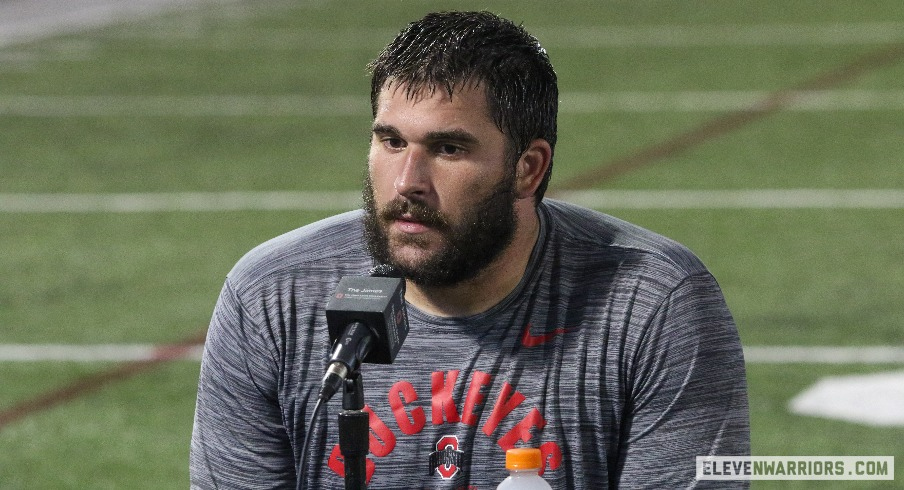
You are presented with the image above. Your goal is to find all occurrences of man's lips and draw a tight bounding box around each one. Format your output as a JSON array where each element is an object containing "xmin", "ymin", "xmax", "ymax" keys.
[{"xmin": 392, "ymin": 216, "xmax": 432, "ymax": 234}]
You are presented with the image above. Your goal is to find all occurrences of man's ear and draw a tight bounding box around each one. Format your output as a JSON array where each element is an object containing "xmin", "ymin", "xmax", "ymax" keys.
[{"xmin": 514, "ymin": 138, "xmax": 552, "ymax": 200}]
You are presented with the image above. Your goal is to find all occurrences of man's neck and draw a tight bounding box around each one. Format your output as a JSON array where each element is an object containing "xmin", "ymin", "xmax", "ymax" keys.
[{"xmin": 403, "ymin": 204, "xmax": 541, "ymax": 318}]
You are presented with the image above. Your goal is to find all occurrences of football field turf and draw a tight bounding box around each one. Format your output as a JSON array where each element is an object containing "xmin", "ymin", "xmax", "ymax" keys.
[{"xmin": 1, "ymin": 1, "xmax": 902, "ymax": 487}]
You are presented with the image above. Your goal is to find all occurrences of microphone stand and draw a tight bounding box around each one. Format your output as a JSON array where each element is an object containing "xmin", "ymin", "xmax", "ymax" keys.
[{"xmin": 338, "ymin": 371, "xmax": 369, "ymax": 489}]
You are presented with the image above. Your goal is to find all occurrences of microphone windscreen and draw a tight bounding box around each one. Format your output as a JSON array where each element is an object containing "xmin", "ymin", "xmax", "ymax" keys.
[{"xmin": 326, "ymin": 270, "xmax": 408, "ymax": 365}]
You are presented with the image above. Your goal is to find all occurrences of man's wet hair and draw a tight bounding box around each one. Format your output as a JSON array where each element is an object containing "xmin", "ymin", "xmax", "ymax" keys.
[{"xmin": 368, "ymin": 11, "xmax": 558, "ymax": 201}]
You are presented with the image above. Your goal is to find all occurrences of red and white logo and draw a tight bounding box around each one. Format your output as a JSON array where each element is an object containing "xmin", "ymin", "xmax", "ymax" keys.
[{"xmin": 429, "ymin": 435, "xmax": 465, "ymax": 479}]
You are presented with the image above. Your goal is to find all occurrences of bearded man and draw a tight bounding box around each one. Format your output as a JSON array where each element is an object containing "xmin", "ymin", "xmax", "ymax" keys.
[{"xmin": 191, "ymin": 11, "xmax": 750, "ymax": 489}]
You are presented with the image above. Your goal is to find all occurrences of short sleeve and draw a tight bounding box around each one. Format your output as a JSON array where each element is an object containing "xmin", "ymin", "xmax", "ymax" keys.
[
  {"xmin": 616, "ymin": 273, "xmax": 750, "ymax": 488},
  {"xmin": 190, "ymin": 279, "xmax": 295, "ymax": 489}
]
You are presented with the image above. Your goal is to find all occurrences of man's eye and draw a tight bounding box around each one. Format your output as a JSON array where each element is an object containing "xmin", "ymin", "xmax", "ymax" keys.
[
  {"xmin": 437, "ymin": 144, "xmax": 461, "ymax": 155},
  {"xmin": 383, "ymin": 138, "xmax": 405, "ymax": 149}
]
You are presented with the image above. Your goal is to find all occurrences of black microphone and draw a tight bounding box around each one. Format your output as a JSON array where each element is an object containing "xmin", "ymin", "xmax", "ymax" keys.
[{"xmin": 318, "ymin": 265, "xmax": 409, "ymax": 402}]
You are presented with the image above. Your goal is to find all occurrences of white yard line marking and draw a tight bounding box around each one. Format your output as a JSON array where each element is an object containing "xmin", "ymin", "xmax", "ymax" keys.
[
  {"xmin": 0, "ymin": 191, "xmax": 362, "ymax": 212},
  {"xmin": 553, "ymin": 189, "xmax": 904, "ymax": 210},
  {"xmin": 0, "ymin": 94, "xmax": 369, "ymax": 117},
  {"xmin": 2, "ymin": 189, "xmax": 904, "ymax": 213},
  {"xmin": 1, "ymin": 344, "xmax": 902, "ymax": 363},
  {"xmin": 100, "ymin": 23, "xmax": 904, "ymax": 49},
  {"xmin": 534, "ymin": 23, "xmax": 904, "ymax": 47},
  {"xmin": 0, "ymin": 343, "xmax": 203, "ymax": 362},
  {"xmin": 3, "ymin": 190, "xmax": 904, "ymax": 213},
  {"xmin": 560, "ymin": 90, "xmax": 904, "ymax": 113},
  {"xmin": 3, "ymin": 90, "xmax": 904, "ymax": 117},
  {"xmin": 0, "ymin": 0, "xmax": 247, "ymax": 48},
  {"xmin": 744, "ymin": 346, "xmax": 904, "ymax": 365}
]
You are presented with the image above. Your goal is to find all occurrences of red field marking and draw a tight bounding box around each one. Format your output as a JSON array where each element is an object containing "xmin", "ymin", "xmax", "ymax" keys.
[
  {"xmin": 553, "ymin": 43, "xmax": 904, "ymax": 190},
  {"xmin": 0, "ymin": 331, "xmax": 206, "ymax": 429}
]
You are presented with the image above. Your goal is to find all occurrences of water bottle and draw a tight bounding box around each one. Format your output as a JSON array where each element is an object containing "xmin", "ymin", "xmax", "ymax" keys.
[{"xmin": 495, "ymin": 448, "xmax": 552, "ymax": 489}]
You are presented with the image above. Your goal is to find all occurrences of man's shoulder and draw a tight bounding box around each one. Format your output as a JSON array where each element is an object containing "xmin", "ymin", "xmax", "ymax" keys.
[
  {"xmin": 542, "ymin": 199, "xmax": 709, "ymax": 278},
  {"xmin": 226, "ymin": 210, "xmax": 370, "ymax": 292}
]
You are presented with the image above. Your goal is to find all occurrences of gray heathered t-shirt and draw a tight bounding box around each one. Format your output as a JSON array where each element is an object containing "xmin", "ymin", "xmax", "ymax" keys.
[{"xmin": 190, "ymin": 199, "xmax": 750, "ymax": 489}]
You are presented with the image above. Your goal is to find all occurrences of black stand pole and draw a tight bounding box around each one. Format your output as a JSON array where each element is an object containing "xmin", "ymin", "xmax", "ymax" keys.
[{"xmin": 338, "ymin": 371, "xmax": 369, "ymax": 490}]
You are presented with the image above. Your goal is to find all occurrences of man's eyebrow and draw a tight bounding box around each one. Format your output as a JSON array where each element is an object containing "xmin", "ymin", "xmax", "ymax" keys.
[
  {"xmin": 371, "ymin": 123, "xmax": 400, "ymax": 136},
  {"xmin": 372, "ymin": 123, "xmax": 480, "ymax": 146},
  {"xmin": 423, "ymin": 128, "xmax": 479, "ymax": 146}
]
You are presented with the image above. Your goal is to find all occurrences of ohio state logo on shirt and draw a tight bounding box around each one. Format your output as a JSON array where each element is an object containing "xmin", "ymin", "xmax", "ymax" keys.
[
  {"xmin": 429, "ymin": 435, "xmax": 465, "ymax": 479},
  {"xmin": 324, "ymin": 370, "xmax": 564, "ymax": 484}
]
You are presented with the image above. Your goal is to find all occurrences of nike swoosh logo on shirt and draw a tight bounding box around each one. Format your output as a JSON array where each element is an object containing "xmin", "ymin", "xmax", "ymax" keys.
[{"xmin": 520, "ymin": 323, "xmax": 577, "ymax": 347}]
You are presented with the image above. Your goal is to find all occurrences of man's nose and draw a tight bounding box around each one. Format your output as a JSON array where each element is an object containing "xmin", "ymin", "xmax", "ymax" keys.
[{"xmin": 394, "ymin": 146, "xmax": 431, "ymax": 198}]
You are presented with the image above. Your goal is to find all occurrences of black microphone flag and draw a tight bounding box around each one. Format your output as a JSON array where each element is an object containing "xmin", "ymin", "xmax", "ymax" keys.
[{"xmin": 319, "ymin": 265, "xmax": 408, "ymax": 401}]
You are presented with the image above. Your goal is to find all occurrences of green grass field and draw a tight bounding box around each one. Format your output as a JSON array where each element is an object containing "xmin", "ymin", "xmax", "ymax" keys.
[{"xmin": 1, "ymin": 1, "xmax": 902, "ymax": 487}]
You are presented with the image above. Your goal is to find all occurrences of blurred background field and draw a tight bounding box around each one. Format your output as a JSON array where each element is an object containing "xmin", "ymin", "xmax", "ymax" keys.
[{"xmin": 1, "ymin": 0, "xmax": 902, "ymax": 487}]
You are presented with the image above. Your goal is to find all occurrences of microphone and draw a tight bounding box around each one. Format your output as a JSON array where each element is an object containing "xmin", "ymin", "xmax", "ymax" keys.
[{"xmin": 318, "ymin": 265, "xmax": 409, "ymax": 402}]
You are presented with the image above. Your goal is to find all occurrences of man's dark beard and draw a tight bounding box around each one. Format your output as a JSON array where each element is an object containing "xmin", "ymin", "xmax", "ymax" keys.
[{"xmin": 362, "ymin": 171, "xmax": 517, "ymax": 288}]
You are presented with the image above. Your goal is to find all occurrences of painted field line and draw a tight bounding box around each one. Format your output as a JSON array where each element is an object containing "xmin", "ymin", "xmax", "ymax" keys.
[
  {"xmin": 789, "ymin": 370, "xmax": 904, "ymax": 426},
  {"xmin": 108, "ymin": 23, "xmax": 904, "ymax": 49},
  {"xmin": 0, "ymin": 343, "xmax": 203, "ymax": 362},
  {"xmin": 558, "ymin": 43, "xmax": 904, "ymax": 189},
  {"xmin": 0, "ymin": 94, "xmax": 369, "ymax": 117},
  {"xmin": 744, "ymin": 346, "xmax": 904, "ymax": 365},
  {"xmin": 3, "ymin": 189, "xmax": 904, "ymax": 213},
  {"xmin": 0, "ymin": 191, "xmax": 362, "ymax": 212},
  {"xmin": 1, "ymin": 344, "xmax": 902, "ymax": 364},
  {"xmin": 561, "ymin": 90, "xmax": 904, "ymax": 113},
  {"xmin": 0, "ymin": 0, "xmax": 247, "ymax": 48},
  {"xmin": 535, "ymin": 23, "xmax": 904, "ymax": 47},
  {"xmin": 4, "ymin": 90, "xmax": 904, "ymax": 117},
  {"xmin": 0, "ymin": 331, "xmax": 207, "ymax": 428},
  {"xmin": 553, "ymin": 189, "xmax": 904, "ymax": 210}
]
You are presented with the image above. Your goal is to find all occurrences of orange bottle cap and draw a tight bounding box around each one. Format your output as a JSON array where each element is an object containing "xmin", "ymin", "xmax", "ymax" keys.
[{"xmin": 505, "ymin": 448, "xmax": 543, "ymax": 470}]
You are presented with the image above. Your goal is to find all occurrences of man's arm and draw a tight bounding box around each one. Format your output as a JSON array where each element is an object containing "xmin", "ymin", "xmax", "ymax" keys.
[
  {"xmin": 616, "ymin": 272, "xmax": 750, "ymax": 488},
  {"xmin": 190, "ymin": 279, "xmax": 295, "ymax": 489}
]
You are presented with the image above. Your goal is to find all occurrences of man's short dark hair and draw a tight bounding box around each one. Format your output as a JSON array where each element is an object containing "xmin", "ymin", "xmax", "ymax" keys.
[{"xmin": 368, "ymin": 11, "xmax": 558, "ymax": 201}]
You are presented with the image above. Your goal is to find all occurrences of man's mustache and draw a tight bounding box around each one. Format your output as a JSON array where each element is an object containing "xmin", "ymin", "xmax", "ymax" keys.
[{"xmin": 379, "ymin": 198, "xmax": 450, "ymax": 230}]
